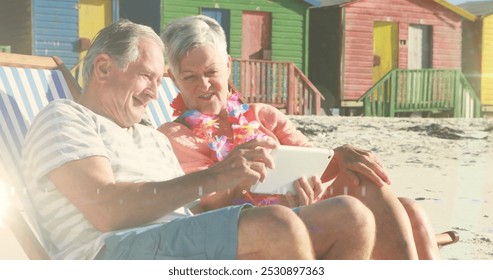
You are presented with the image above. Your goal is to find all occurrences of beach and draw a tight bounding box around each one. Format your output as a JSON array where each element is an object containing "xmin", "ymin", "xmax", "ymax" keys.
[{"xmin": 289, "ymin": 115, "xmax": 493, "ymax": 260}]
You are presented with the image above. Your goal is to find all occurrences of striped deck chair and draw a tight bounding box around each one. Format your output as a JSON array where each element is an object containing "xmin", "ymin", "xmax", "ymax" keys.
[
  {"xmin": 0, "ymin": 52, "xmax": 80, "ymax": 259},
  {"xmin": 145, "ymin": 75, "xmax": 179, "ymax": 128}
]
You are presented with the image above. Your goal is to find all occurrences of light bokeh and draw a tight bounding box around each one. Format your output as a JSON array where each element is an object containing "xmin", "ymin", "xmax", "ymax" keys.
[{"xmin": 0, "ymin": 178, "xmax": 12, "ymax": 228}]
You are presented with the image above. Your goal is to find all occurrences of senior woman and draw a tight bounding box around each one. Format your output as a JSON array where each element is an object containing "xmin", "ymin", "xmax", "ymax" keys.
[{"xmin": 157, "ymin": 15, "xmax": 439, "ymax": 259}]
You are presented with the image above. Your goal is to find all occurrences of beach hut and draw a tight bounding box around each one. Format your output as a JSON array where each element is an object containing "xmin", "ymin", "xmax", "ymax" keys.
[
  {"xmin": 0, "ymin": 0, "xmax": 160, "ymax": 71},
  {"xmin": 306, "ymin": 0, "xmax": 477, "ymax": 115},
  {"xmin": 161, "ymin": 0, "xmax": 326, "ymax": 115},
  {"xmin": 0, "ymin": 0, "xmax": 80, "ymax": 68},
  {"xmin": 162, "ymin": 0, "xmax": 312, "ymax": 73},
  {"xmin": 460, "ymin": 1, "xmax": 493, "ymax": 116}
]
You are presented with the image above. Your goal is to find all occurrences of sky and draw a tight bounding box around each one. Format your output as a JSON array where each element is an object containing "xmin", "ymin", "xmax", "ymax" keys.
[{"xmin": 448, "ymin": 0, "xmax": 490, "ymax": 5}]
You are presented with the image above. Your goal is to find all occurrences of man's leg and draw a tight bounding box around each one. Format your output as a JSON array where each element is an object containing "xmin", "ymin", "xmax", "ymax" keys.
[
  {"xmin": 298, "ymin": 196, "xmax": 375, "ymax": 260},
  {"xmin": 236, "ymin": 205, "xmax": 315, "ymax": 259}
]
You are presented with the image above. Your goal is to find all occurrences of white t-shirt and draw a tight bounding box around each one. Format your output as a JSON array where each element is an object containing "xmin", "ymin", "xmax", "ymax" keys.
[{"xmin": 22, "ymin": 99, "xmax": 190, "ymax": 259}]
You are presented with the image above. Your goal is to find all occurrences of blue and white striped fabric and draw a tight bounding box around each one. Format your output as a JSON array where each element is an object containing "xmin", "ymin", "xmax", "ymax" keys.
[
  {"xmin": 0, "ymin": 65, "xmax": 75, "ymax": 251},
  {"xmin": 146, "ymin": 76, "xmax": 179, "ymax": 128}
]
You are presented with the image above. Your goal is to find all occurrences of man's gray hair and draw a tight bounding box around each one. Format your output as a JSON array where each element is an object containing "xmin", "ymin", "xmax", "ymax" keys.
[
  {"xmin": 161, "ymin": 15, "xmax": 228, "ymax": 75},
  {"xmin": 82, "ymin": 19, "xmax": 164, "ymax": 91}
]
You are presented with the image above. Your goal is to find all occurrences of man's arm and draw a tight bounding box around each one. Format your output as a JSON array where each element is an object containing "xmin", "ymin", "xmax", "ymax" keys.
[{"xmin": 49, "ymin": 139, "xmax": 277, "ymax": 232}]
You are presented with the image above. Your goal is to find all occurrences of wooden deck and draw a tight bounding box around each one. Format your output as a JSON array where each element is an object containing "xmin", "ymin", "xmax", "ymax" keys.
[{"xmin": 358, "ymin": 69, "xmax": 481, "ymax": 118}]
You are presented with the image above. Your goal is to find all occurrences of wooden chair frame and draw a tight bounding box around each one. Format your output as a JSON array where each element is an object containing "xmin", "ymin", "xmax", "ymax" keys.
[{"xmin": 0, "ymin": 53, "xmax": 80, "ymax": 99}]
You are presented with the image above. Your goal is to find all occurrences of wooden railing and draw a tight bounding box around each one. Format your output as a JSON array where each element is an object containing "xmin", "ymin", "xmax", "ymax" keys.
[
  {"xmin": 358, "ymin": 69, "xmax": 481, "ymax": 118},
  {"xmin": 231, "ymin": 58, "xmax": 323, "ymax": 115}
]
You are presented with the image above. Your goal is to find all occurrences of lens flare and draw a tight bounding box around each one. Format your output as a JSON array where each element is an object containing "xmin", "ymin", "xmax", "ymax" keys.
[{"xmin": 0, "ymin": 179, "xmax": 12, "ymax": 228}]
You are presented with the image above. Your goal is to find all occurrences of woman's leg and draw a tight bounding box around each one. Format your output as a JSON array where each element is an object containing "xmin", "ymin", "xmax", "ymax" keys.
[
  {"xmin": 398, "ymin": 197, "xmax": 440, "ymax": 260},
  {"xmin": 323, "ymin": 174, "xmax": 419, "ymax": 259}
]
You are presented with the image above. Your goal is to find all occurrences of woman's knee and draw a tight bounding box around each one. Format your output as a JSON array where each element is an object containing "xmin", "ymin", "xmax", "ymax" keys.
[
  {"xmin": 398, "ymin": 197, "xmax": 430, "ymax": 232},
  {"xmin": 399, "ymin": 197, "xmax": 421, "ymax": 216}
]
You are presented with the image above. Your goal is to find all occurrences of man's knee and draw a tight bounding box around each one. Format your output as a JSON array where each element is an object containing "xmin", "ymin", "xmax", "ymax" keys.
[
  {"xmin": 237, "ymin": 205, "xmax": 314, "ymax": 259},
  {"xmin": 241, "ymin": 205, "xmax": 306, "ymax": 234}
]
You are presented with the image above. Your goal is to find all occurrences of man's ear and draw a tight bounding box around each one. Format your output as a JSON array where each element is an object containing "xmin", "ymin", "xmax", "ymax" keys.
[{"xmin": 93, "ymin": 54, "xmax": 112, "ymax": 82}]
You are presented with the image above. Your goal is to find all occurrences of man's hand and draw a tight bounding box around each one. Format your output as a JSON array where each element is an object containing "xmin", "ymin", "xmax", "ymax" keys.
[{"xmin": 206, "ymin": 137, "xmax": 278, "ymax": 192}]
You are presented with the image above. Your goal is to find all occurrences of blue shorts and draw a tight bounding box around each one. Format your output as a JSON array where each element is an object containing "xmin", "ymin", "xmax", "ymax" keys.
[
  {"xmin": 100, "ymin": 204, "xmax": 250, "ymax": 260},
  {"xmin": 292, "ymin": 206, "xmax": 302, "ymax": 215}
]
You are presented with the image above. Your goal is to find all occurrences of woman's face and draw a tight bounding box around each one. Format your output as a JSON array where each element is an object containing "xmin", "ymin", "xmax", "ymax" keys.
[{"xmin": 170, "ymin": 45, "xmax": 231, "ymax": 115}]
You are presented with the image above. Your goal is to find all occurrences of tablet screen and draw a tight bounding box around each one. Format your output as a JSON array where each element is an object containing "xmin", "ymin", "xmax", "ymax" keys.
[{"xmin": 249, "ymin": 145, "xmax": 334, "ymax": 195}]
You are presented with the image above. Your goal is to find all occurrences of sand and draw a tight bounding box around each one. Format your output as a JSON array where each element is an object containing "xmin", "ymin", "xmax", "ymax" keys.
[{"xmin": 288, "ymin": 115, "xmax": 493, "ymax": 260}]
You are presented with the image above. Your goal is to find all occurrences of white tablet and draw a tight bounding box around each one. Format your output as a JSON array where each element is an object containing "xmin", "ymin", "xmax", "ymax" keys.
[{"xmin": 250, "ymin": 145, "xmax": 334, "ymax": 195}]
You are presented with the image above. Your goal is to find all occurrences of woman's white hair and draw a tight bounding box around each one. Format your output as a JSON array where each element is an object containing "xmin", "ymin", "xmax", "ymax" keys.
[{"xmin": 160, "ymin": 15, "xmax": 228, "ymax": 75}]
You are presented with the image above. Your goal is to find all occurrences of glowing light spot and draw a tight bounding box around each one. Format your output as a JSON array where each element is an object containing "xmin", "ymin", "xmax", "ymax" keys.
[{"xmin": 0, "ymin": 179, "xmax": 12, "ymax": 228}]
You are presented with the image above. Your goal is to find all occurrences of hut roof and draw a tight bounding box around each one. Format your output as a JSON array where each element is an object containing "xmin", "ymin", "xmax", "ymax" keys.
[
  {"xmin": 303, "ymin": 0, "xmax": 477, "ymax": 21},
  {"xmin": 302, "ymin": 0, "xmax": 354, "ymax": 6},
  {"xmin": 459, "ymin": 1, "xmax": 493, "ymax": 17}
]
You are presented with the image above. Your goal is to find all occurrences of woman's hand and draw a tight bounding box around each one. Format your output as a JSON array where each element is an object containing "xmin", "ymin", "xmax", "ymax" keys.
[
  {"xmin": 322, "ymin": 144, "xmax": 391, "ymax": 188},
  {"xmin": 285, "ymin": 176, "xmax": 324, "ymax": 207}
]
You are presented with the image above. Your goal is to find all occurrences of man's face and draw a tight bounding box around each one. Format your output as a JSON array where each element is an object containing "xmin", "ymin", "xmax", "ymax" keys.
[{"xmin": 102, "ymin": 38, "xmax": 165, "ymax": 127}]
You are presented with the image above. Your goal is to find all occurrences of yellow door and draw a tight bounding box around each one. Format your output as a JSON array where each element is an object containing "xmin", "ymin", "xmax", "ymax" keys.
[
  {"xmin": 481, "ymin": 15, "xmax": 493, "ymax": 106},
  {"xmin": 373, "ymin": 22, "xmax": 398, "ymax": 83},
  {"xmin": 75, "ymin": 0, "xmax": 112, "ymax": 86}
]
